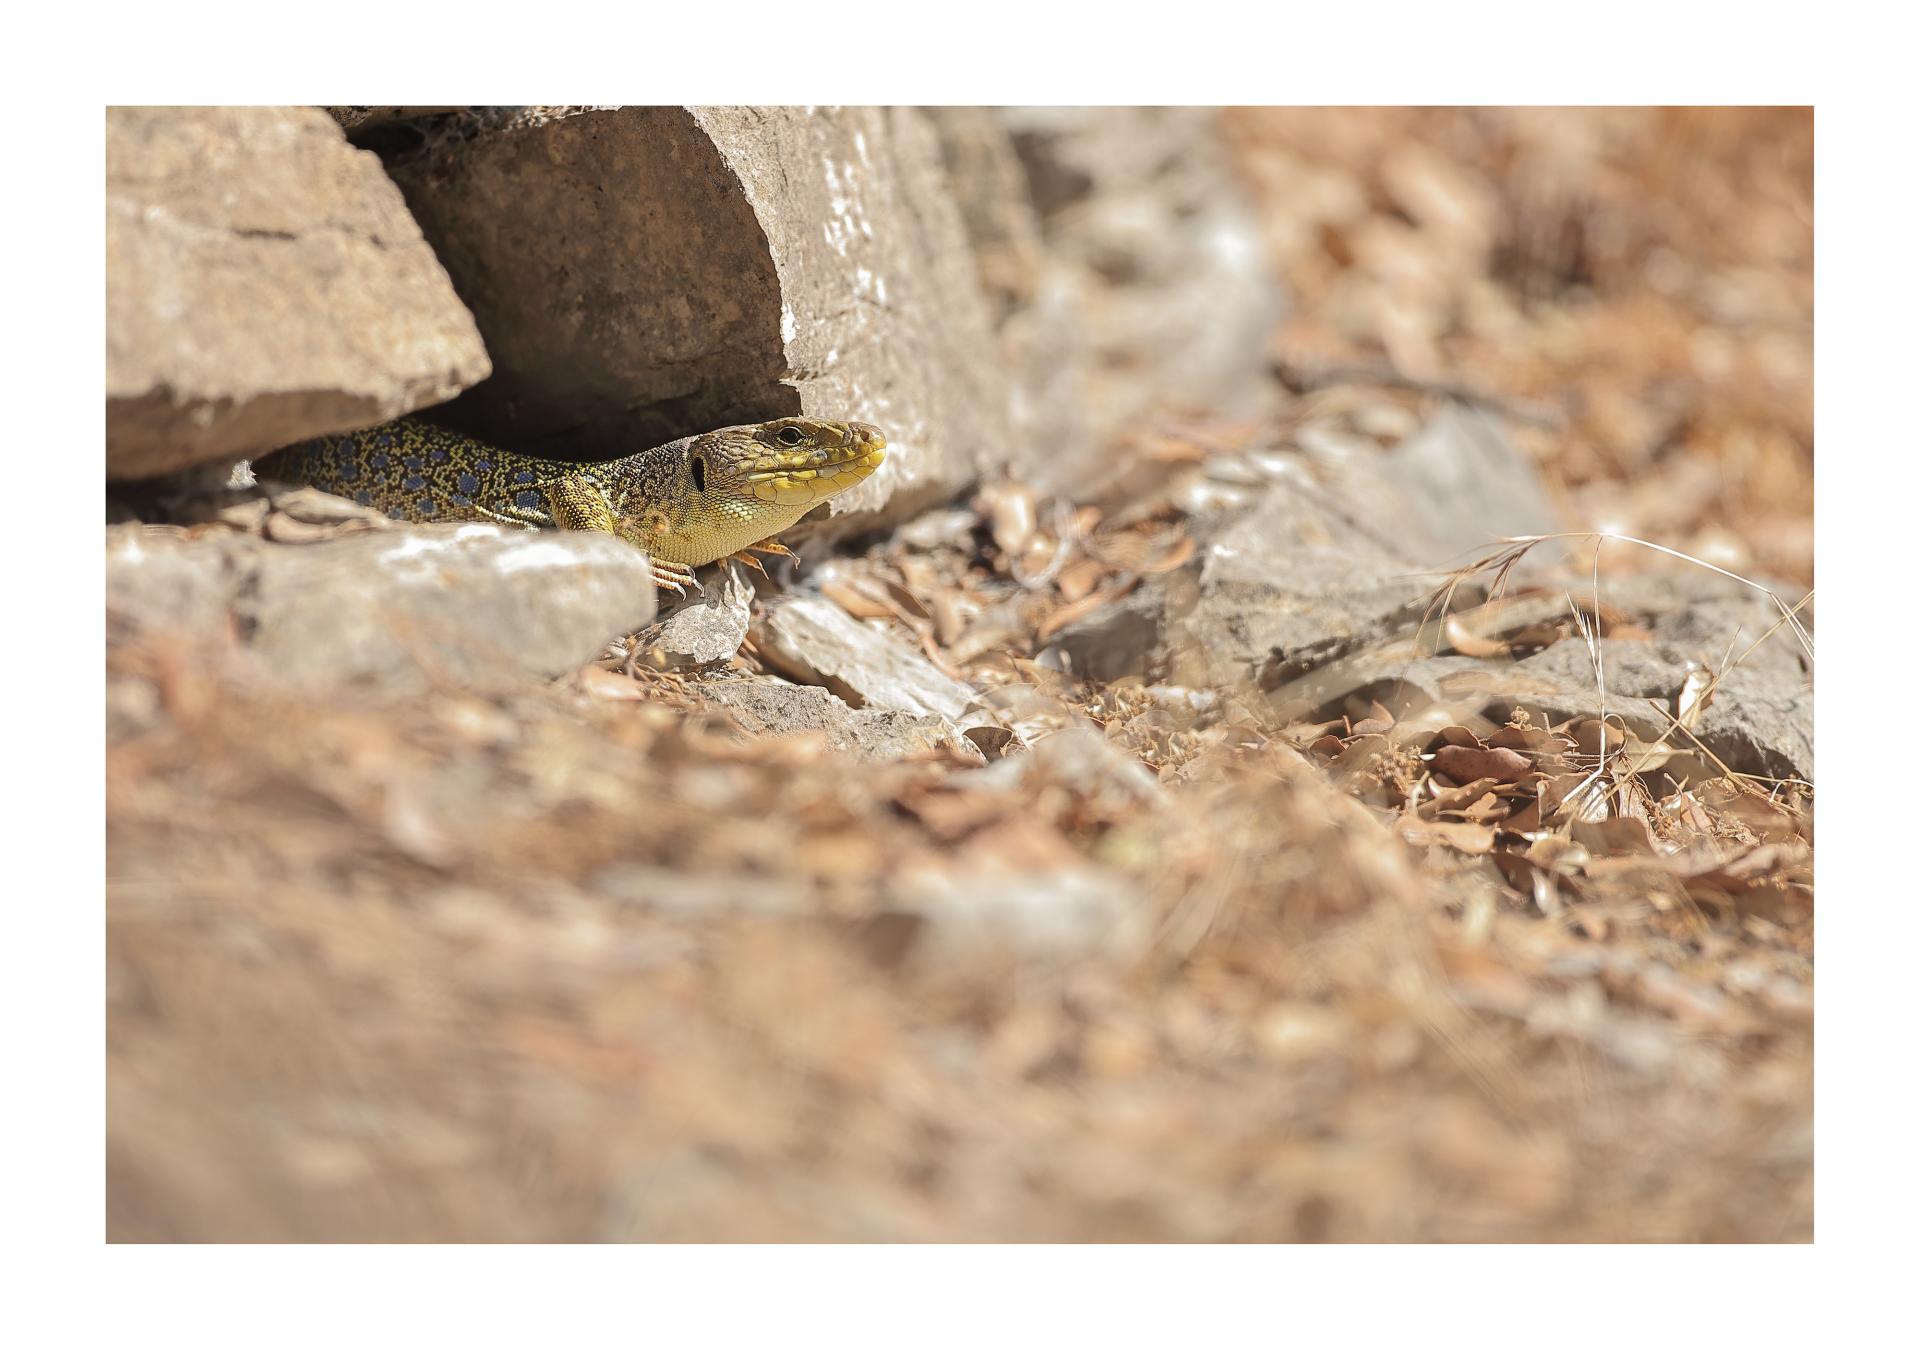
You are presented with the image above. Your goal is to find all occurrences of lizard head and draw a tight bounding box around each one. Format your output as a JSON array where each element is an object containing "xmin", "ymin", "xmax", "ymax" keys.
[
  {"xmin": 708, "ymin": 418, "xmax": 888, "ymax": 507},
  {"xmin": 614, "ymin": 417, "xmax": 888, "ymax": 567}
]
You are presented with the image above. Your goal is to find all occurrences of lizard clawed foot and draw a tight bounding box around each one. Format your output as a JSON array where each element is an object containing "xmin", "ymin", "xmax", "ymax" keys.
[
  {"xmin": 716, "ymin": 538, "xmax": 798, "ymax": 579},
  {"xmin": 650, "ymin": 560, "xmax": 700, "ymax": 595}
]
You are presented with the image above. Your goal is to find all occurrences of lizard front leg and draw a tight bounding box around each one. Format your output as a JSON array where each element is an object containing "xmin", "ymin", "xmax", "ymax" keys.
[
  {"xmin": 542, "ymin": 474, "xmax": 619, "ymax": 532},
  {"xmin": 545, "ymin": 474, "xmax": 700, "ymax": 594}
]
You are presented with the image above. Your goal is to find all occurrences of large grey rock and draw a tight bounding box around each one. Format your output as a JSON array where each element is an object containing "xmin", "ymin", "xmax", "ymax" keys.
[
  {"xmin": 1044, "ymin": 405, "xmax": 1570, "ymax": 691},
  {"xmin": 1510, "ymin": 573, "xmax": 1813, "ymax": 781},
  {"xmin": 1171, "ymin": 483, "xmax": 1436, "ymax": 690},
  {"xmin": 997, "ymin": 107, "xmax": 1285, "ymax": 469},
  {"xmin": 381, "ymin": 106, "xmax": 1011, "ymax": 529},
  {"xmin": 1044, "ymin": 411, "xmax": 1814, "ymax": 779},
  {"xmin": 1377, "ymin": 403, "xmax": 1565, "ymax": 564},
  {"xmin": 106, "ymin": 106, "xmax": 491, "ymax": 480},
  {"xmin": 1516, "ymin": 639, "xmax": 1811, "ymax": 782},
  {"xmin": 1045, "ymin": 472, "xmax": 1433, "ymax": 690},
  {"xmin": 107, "ymin": 522, "xmax": 656, "ymax": 694}
]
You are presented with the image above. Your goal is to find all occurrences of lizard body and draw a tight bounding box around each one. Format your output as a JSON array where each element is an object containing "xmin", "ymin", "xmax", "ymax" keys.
[{"xmin": 253, "ymin": 416, "xmax": 887, "ymax": 591}]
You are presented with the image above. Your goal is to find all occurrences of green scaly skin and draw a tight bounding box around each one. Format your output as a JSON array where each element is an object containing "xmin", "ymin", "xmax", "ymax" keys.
[{"xmin": 253, "ymin": 416, "xmax": 888, "ymax": 592}]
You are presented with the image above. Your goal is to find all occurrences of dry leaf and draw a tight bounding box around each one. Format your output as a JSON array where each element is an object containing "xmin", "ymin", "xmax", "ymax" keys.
[
  {"xmin": 819, "ymin": 577, "xmax": 896, "ymax": 622},
  {"xmin": 1420, "ymin": 776, "xmax": 1501, "ymax": 817},
  {"xmin": 1571, "ymin": 817, "xmax": 1656, "ymax": 856},
  {"xmin": 1431, "ymin": 744, "xmax": 1532, "ymax": 783},
  {"xmin": 1055, "ymin": 557, "xmax": 1108, "ymax": 603},
  {"xmin": 1676, "ymin": 663, "xmax": 1716, "ymax": 730},
  {"xmin": 1443, "ymin": 614, "xmax": 1512, "ymax": 658},
  {"xmin": 1400, "ymin": 816, "xmax": 1495, "ymax": 854}
]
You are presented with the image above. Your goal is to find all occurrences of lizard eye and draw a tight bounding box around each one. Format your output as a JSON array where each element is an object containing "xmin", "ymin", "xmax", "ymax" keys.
[
  {"xmin": 776, "ymin": 426, "xmax": 805, "ymax": 447},
  {"xmin": 690, "ymin": 455, "xmax": 707, "ymax": 493}
]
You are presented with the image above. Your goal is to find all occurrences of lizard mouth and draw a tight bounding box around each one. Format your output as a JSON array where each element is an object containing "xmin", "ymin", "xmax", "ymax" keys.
[{"xmin": 740, "ymin": 425, "xmax": 886, "ymax": 505}]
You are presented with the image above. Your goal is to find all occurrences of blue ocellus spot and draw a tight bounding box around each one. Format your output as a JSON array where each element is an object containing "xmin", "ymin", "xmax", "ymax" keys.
[
  {"xmin": 417, "ymin": 497, "xmax": 436, "ymax": 515},
  {"xmin": 514, "ymin": 490, "xmax": 542, "ymax": 509},
  {"xmin": 354, "ymin": 490, "xmax": 374, "ymax": 506},
  {"xmin": 430, "ymin": 448, "xmax": 448, "ymax": 463},
  {"xmin": 456, "ymin": 472, "xmax": 480, "ymax": 494},
  {"xmin": 515, "ymin": 469, "xmax": 536, "ymax": 484},
  {"xmin": 387, "ymin": 507, "xmax": 407, "ymax": 520},
  {"xmin": 450, "ymin": 494, "xmax": 472, "ymax": 507},
  {"xmin": 370, "ymin": 453, "xmax": 390, "ymax": 470},
  {"xmin": 404, "ymin": 456, "xmax": 423, "ymax": 471},
  {"xmin": 402, "ymin": 474, "xmax": 426, "ymax": 491},
  {"xmin": 339, "ymin": 463, "xmax": 360, "ymax": 482}
]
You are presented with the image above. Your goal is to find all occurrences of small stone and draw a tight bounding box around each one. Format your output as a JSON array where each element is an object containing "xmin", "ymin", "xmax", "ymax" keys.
[
  {"xmin": 754, "ymin": 592, "xmax": 984, "ymax": 723},
  {"xmin": 638, "ymin": 564, "xmax": 754, "ymax": 668}
]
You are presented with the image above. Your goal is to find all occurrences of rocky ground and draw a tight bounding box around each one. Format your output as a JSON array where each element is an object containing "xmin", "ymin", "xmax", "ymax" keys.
[{"xmin": 105, "ymin": 107, "xmax": 1812, "ymax": 1241}]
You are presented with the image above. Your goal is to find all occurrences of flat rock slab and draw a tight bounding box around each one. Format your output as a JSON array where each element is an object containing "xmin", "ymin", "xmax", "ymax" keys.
[
  {"xmin": 1514, "ymin": 621, "xmax": 1812, "ymax": 783},
  {"xmin": 754, "ymin": 592, "xmax": 984, "ymax": 724},
  {"xmin": 107, "ymin": 106, "xmax": 490, "ymax": 479},
  {"xmin": 1038, "ymin": 405, "xmax": 1811, "ymax": 781},
  {"xmin": 693, "ymin": 678, "xmax": 982, "ymax": 762},
  {"xmin": 1045, "ymin": 406, "xmax": 1564, "ymax": 689},
  {"xmin": 1498, "ymin": 569, "xmax": 1812, "ymax": 780},
  {"xmin": 107, "ymin": 523, "xmax": 656, "ymax": 695},
  {"xmin": 382, "ymin": 106, "xmax": 1011, "ymax": 530},
  {"xmin": 1046, "ymin": 475, "xmax": 1435, "ymax": 689}
]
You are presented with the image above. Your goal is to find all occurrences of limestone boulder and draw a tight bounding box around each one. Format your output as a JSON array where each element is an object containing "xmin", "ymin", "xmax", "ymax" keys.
[
  {"xmin": 106, "ymin": 106, "xmax": 490, "ymax": 479},
  {"xmin": 1044, "ymin": 403, "xmax": 1565, "ymax": 690},
  {"xmin": 1039, "ymin": 401, "xmax": 1810, "ymax": 780},
  {"xmin": 380, "ymin": 106, "xmax": 1012, "ymax": 530},
  {"xmin": 107, "ymin": 522, "xmax": 656, "ymax": 695}
]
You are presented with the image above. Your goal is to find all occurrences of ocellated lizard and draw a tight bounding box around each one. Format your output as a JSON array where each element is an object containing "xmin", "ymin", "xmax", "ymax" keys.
[{"xmin": 252, "ymin": 416, "xmax": 887, "ymax": 592}]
